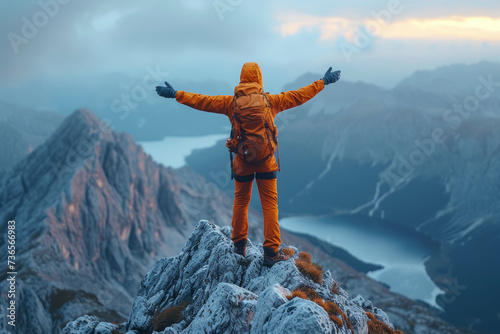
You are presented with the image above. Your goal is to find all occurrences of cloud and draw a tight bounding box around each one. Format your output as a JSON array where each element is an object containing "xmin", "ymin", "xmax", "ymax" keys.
[
  {"xmin": 0, "ymin": 0, "xmax": 499, "ymax": 92},
  {"xmin": 276, "ymin": 14, "xmax": 353, "ymax": 40},
  {"xmin": 276, "ymin": 14, "xmax": 500, "ymax": 42},
  {"xmin": 383, "ymin": 17, "xmax": 500, "ymax": 40},
  {"xmin": 91, "ymin": 10, "xmax": 130, "ymax": 31}
]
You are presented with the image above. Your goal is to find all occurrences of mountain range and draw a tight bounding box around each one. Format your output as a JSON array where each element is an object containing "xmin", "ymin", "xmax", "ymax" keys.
[
  {"xmin": 0, "ymin": 109, "xmax": 246, "ymax": 332},
  {"xmin": 0, "ymin": 108, "xmax": 467, "ymax": 333}
]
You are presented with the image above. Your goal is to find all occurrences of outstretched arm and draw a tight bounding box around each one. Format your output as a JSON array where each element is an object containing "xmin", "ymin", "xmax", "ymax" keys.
[
  {"xmin": 156, "ymin": 81, "xmax": 232, "ymax": 115},
  {"xmin": 267, "ymin": 67, "xmax": 341, "ymax": 114}
]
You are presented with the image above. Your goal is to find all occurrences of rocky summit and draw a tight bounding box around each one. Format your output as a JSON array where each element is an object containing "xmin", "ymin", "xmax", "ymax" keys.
[{"xmin": 63, "ymin": 220, "xmax": 403, "ymax": 334}]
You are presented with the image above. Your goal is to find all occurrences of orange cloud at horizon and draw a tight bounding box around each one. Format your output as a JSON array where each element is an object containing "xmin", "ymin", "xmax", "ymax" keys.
[
  {"xmin": 276, "ymin": 14, "xmax": 500, "ymax": 41},
  {"xmin": 381, "ymin": 17, "xmax": 500, "ymax": 40},
  {"xmin": 276, "ymin": 15, "xmax": 352, "ymax": 40}
]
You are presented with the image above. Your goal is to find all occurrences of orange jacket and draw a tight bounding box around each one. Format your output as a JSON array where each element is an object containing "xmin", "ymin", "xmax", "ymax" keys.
[{"xmin": 175, "ymin": 62, "xmax": 325, "ymax": 176}]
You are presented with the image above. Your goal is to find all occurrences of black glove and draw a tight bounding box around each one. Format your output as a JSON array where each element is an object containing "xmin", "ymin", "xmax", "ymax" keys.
[
  {"xmin": 156, "ymin": 81, "xmax": 177, "ymax": 99},
  {"xmin": 322, "ymin": 67, "xmax": 341, "ymax": 85}
]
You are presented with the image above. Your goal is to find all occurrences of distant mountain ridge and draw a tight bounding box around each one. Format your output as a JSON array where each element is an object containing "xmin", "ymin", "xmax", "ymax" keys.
[{"xmin": 396, "ymin": 61, "xmax": 500, "ymax": 97}]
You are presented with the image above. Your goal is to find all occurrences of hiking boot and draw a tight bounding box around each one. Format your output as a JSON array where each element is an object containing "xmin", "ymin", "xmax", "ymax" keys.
[
  {"xmin": 263, "ymin": 246, "xmax": 290, "ymax": 268},
  {"xmin": 234, "ymin": 239, "xmax": 247, "ymax": 257}
]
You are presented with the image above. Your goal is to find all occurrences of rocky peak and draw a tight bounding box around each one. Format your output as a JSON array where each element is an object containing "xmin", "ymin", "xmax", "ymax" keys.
[
  {"xmin": 0, "ymin": 109, "xmax": 237, "ymax": 333},
  {"xmin": 64, "ymin": 220, "xmax": 403, "ymax": 334}
]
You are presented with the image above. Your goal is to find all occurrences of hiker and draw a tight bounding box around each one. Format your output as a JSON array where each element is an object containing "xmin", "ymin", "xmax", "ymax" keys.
[{"xmin": 156, "ymin": 62, "xmax": 340, "ymax": 267}]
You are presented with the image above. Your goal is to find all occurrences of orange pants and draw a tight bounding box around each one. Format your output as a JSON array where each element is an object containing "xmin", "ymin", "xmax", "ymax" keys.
[{"xmin": 231, "ymin": 173, "xmax": 281, "ymax": 253}]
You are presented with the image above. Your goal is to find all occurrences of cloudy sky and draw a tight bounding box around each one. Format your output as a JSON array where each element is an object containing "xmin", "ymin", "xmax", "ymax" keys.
[{"xmin": 1, "ymin": 0, "xmax": 499, "ymax": 94}]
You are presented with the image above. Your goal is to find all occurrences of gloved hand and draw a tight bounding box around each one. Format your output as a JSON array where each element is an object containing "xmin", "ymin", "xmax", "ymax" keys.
[
  {"xmin": 156, "ymin": 81, "xmax": 177, "ymax": 99},
  {"xmin": 322, "ymin": 67, "xmax": 341, "ymax": 85}
]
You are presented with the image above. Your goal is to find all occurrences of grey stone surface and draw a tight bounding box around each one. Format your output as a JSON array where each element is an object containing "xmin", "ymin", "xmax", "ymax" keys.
[
  {"xmin": 116, "ymin": 220, "xmax": 398, "ymax": 334},
  {"xmin": 264, "ymin": 298, "xmax": 337, "ymax": 334},
  {"xmin": 94, "ymin": 321, "xmax": 120, "ymax": 334},
  {"xmin": 62, "ymin": 315, "xmax": 100, "ymax": 334},
  {"xmin": 250, "ymin": 283, "xmax": 290, "ymax": 334},
  {"xmin": 183, "ymin": 283, "xmax": 257, "ymax": 334}
]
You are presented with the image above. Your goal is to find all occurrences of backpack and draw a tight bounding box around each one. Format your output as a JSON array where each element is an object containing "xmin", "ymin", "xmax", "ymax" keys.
[{"xmin": 226, "ymin": 92, "xmax": 280, "ymax": 178}]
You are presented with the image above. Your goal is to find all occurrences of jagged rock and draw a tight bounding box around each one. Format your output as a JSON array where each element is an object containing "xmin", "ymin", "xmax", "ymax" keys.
[
  {"xmin": 62, "ymin": 315, "xmax": 129, "ymax": 334},
  {"xmin": 70, "ymin": 220, "xmax": 399, "ymax": 334},
  {"xmin": 96, "ymin": 322, "xmax": 120, "ymax": 333},
  {"xmin": 182, "ymin": 283, "xmax": 257, "ymax": 333},
  {"xmin": 62, "ymin": 315, "xmax": 100, "ymax": 333},
  {"xmin": 352, "ymin": 295, "xmax": 393, "ymax": 328},
  {"xmin": 263, "ymin": 297, "xmax": 337, "ymax": 333},
  {"xmin": 250, "ymin": 283, "xmax": 290, "ymax": 333},
  {"xmin": 62, "ymin": 317, "xmax": 120, "ymax": 334}
]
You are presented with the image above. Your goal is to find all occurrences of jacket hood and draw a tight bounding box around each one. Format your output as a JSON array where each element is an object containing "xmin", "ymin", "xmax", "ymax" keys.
[{"xmin": 239, "ymin": 62, "xmax": 263, "ymax": 88}]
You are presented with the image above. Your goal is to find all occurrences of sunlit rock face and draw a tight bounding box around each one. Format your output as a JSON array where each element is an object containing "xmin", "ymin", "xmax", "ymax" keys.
[{"xmin": 0, "ymin": 109, "xmax": 236, "ymax": 333}]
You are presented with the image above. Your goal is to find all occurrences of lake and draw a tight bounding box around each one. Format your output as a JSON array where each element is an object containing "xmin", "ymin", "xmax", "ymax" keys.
[
  {"xmin": 139, "ymin": 134, "xmax": 227, "ymax": 168},
  {"xmin": 280, "ymin": 214, "xmax": 444, "ymax": 309}
]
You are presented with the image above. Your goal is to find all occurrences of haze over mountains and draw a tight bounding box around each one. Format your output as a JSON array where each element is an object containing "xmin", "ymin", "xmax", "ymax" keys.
[
  {"xmin": 0, "ymin": 101, "xmax": 64, "ymax": 172},
  {"xmin": 0, "ymin": 73, "xmax": 232, "ymax": 141}
]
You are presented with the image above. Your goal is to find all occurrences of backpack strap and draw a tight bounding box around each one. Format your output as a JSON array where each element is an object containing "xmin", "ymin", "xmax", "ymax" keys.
[
  {"xmin": 229, "ymin": 95, "xmax": 239, "ymax": 179},
  {"xmin": 276, "ymin": 139, "xmax": 281, "ymax": 172},
  {"xmin": 262, "ymin": 93, "xmax": 281, "ymax": 172},
  {"xmin": 229, "ymin": 151, "xmax": 234, "ymax": 180}
]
